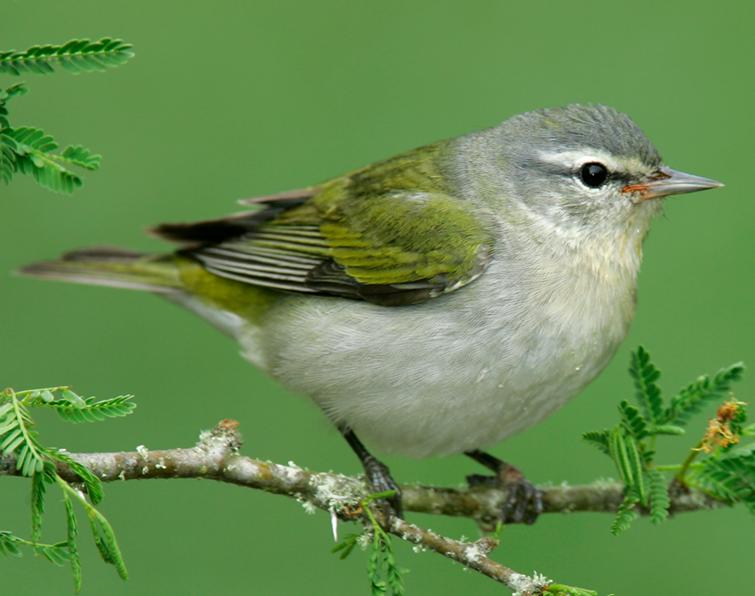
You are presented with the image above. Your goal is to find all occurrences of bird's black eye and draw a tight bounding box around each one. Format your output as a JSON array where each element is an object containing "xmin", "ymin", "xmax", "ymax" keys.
[{"xmin": 579, "ymin": 162, "xmax": 609, "ymax": 188}]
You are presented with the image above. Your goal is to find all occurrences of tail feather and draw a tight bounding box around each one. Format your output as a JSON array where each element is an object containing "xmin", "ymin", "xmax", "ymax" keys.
[{"xmin": 20, "ymin": 247, "xmax": 182, "ymax": 293}]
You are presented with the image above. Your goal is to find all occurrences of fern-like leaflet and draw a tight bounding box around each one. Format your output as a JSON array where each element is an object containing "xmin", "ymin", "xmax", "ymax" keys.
[
  {"xmin": 610, "ymin": 489, "xmax": 640, "ymax": 536},
  {"xmin": 0, "ymin": 388, "xmax": 46, "ymax": 475},
  {"xmin": 584, "ymin": 348, "xmax": 749, "ymax": 534},
  {"xmin": 582, "ymin": 430, "xmax": 610, "ymax": 454},
  {"xmin": 0, "ymin": 385, "xmax": 134, "ymax": 589},
  {"xmin": 619, "ymin": 400, "xmax": 649, "ymax": 440},
  {"xmin": 332, "ymin": 490, "xmax": 405, "ymax": 596},
  {"xmin": 647, "ymin": 469, "xmax": 670, "ymax": 524},
  {"xmin": 0, "ymin": 38, "xmax": 133, "ymax": 76},
  {"xmin": 0, "ymin": 38, "xmax": 132, "ymax": 193},
  {"xmin": 629, "ymin": 346, "xmax": 664, "ymax": 424},
  {"xmin": 54, "ymin": 395, "xmax": 134, "ymax": 424},
  {"xmin": 4, "ymin": 127, "xmax": 104, "ymax": 193},
  {"xmin": 688, "ymin": 451, "xmax": 755, "ymax": 512},
  {"xmin": 662, "ymin": 363, "xmax": 744, "ymax": 425},
  {"xmin": 0, "ymin": 531, "xmax": 70, "ymax": 564}
]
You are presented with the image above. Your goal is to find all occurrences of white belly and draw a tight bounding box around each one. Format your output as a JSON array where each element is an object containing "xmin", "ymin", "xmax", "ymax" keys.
[{"xmin": 241, "ymin": 250, "xmax": 637, "ymax": 458}]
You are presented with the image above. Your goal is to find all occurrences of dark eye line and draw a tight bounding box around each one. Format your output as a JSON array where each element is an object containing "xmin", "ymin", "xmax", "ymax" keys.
[
  {"xmin": 596, "ymin": 170, "xmax": 630, "ymax": 182},
  {"xmin": 608, "ymin": 171, "xmax": 633, "ymax": 184}
]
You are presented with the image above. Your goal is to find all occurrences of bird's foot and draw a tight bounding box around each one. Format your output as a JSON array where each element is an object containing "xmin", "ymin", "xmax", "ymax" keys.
[
  {"xmin": 363, "ymin": 454, "xmax": 403, "ymax": 518},
  {"xmin": 339, "ymin": 426, "xmax": 403, "ymax": 518},
  {"xmin": 465, "ymin": 451, "xmax": 543, "ymax": 525}
]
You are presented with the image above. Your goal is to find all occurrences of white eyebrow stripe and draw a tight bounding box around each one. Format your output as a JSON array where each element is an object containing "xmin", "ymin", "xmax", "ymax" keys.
[{"xmin": 536, "ymin": 148, "xmax": 621, "ymax": 171}]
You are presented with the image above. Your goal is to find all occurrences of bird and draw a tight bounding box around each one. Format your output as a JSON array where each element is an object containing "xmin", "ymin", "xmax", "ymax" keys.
[{"xmin": 21, "ymin": 104, "xmax": 723, "ymax": 523}]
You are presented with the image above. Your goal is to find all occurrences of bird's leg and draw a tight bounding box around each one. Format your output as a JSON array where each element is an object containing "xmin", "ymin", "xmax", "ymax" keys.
[
  {"xmin": 340, "ymin": 426, "xmax": 403, "ymax": 518},
  {"xmin": 464, "ymin": 449, "xmax": 543, "ymax": 525}
]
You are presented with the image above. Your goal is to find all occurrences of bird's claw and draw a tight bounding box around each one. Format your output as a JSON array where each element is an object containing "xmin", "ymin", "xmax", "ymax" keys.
[
  {"xmin": 364, "ymin": 456, "xmax": 403, "ymax": 518},
  {"xmin": 500, "ymin": 473, "xmax": 543, "ymax": 525},
  {"xmin": 466, "ymin": 466, "xmax": 543, "ymax": 525}
]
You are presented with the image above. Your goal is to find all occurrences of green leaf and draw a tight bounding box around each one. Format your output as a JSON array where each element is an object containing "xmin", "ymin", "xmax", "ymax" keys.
[
  {"xmin": 15, "ymin": 152, "xmax": 82, "ymax": 193},
  {"xmin": 40, "ymin": 390, "xmax": 55, "ymax": 403},
  {"xmin": 52, "ymin": 451, "xmax": 104, "ymax": 505},
  {"xmin": 62, "ymin": 490, "xmax": 82, "ymax": 592},
  {"xmin": 652, "ymin": 424, "xmax": 686, "ymax": 436},
  {"xmin": 607, "ymin": 427, "xmax": 634, "ymax": 487},
  {"xmin": 582, "ymin": 430, "xmax": 610, "ymax": 454},
  {"xmin": 3, "ymin": 386, "xmax": 132, "ymax": 588},
  {"xmin": 87, "ymin": 511, "xmax": 128, "ymax": 580},
  {"xmin": 4, "ymin": 127, "xmax": 107, "ymax": 193},
  {"xmin": 0, "ymin": 389, "xmax": 46, "ymax": 475},
  {"xmin": 0, "ymin": 38, "xmax": 134, "ymax": 76},
  {"xmin": 0, "ymin": 531, "xmax": 69, "ymax": 565},
  {"xmin": 608, "ymin": 427, "xmax": 646, "ymax": 504},
  {"xmin": 384, "ymin": 545, "xmax": 405, "ymax": 596},
  {"xmin": 57, "ymin": 473, "xmax": 129, "ymax": 584},
  {"xmin": 60, "ymin": 390, "xmax": 87, "ymax": 408},
  {"xmin": 0, "ymin": 82, "xmax": 28, "ymax": 103},
  {"xmin": 361, "ymin": 497, "xmax": 405, "ymax": 596},
  {"xmin": 0, "ymin": 39, "xmax": 129, "ymax": 194},
  {"xmin": 1, "ymin": 427, "xmax": 23, "ymax": 452},
  {"xmin": 31, "ymin": 462, "xmax": 57, "ymax": 541},
  {"xmin": 332, "ymin": 533, "xmax": 361, "ymax": 560},
  {"xmin": 610, "ymin": 489, "xmax": 640, "ymax": 535},
  {"xmin": 689, "ymin": 451, "xmax": 755, "ymax": 505},
  {"xmin": 51, "ymin": 394, "xmax": 135, "ymax": 424},
  {"xmin": 619, "ymin": 400, "xmax": 649, "ymax": 440},
  {"xmin": 60, "ymin": 145, "xmax": 101, "ymax": 170},
  {"xmin": 0, "ymin": 83, "xmax": 28, "ymax": 130},
  {"xmin": 33, "ymin": 541, "xmax": 71, "ymax": 566},
  {"xmin": 6, "ymin": 127, "xmax": 83, "ymax": 194},
  {"xmin": 663, "ymin": 363, "xmax": 744, "ymax": 425},
  {"xmin": 629, "ymin": 346, "xmax": 664, "ymax": 424},
  {"xmin": 369, "ymin": 536, "xmax": 387, "ymax": 596},
  {"xmin": 0, "ymin": 133, "xmax": 15, "ymax": 184},
  {"xmin": 0, "ymin": 531, "xmax": 23, "ymax": 557},
  {"xmin": 647, "ymin": 469, "xmax": 670, "ymax": 524},
  {"xmin": 24, "ymin": 389, "xmax": 136, "ymax": 423},
  {"xmin": 8, "ymin": 126, "xmax": 59, "ymax": 153},
  {"xmin": 625, "ymin": 435, "xmax": 646, "ymax": 505}
]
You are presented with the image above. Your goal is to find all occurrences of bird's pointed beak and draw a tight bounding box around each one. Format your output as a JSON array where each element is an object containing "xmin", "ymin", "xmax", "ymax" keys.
[{"xmin": 622, "ymin": 166, "xmax": 724, "ymax": 200}]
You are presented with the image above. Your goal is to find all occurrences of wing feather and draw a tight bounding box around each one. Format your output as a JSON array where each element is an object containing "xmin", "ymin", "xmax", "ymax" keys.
[
  {"xmin": 201, "ymin": 266, "xmax": 320, "ymax": 293},
  {"xmin": 161, "ymin": 143, "xmax": 494, "ymax": 305}
]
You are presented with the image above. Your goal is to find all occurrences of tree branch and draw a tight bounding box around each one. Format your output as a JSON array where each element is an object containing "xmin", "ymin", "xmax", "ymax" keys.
[{"xmin": 0, "ymin": 420, "xmax": 727, "ymax": 595}]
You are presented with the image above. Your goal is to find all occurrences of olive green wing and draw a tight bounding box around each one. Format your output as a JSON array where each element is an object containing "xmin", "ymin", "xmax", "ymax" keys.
[{"xmin": 153, "ymin": 146, "xmax": 494, "ymax": 306}]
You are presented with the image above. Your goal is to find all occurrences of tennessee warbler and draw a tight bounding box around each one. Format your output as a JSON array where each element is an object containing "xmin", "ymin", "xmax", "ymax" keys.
[{"xmin": 23, "ymin": 104, "xmax": 723, "ymax": 521}]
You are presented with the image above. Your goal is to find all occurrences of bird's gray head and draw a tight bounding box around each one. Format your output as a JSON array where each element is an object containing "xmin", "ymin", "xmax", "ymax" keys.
[{"xmin": 481, "ymin": 104, "xmax": 722, "ymax": 240}]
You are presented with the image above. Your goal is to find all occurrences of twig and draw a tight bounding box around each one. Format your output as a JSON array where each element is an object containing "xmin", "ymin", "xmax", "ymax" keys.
[
  {"xmin": 0, "ymin": 420, "xmax": 728, "ymax": 594},
  {"xmin": 387, "ymin": 517, "xmax": 549, "ymax": 593}
]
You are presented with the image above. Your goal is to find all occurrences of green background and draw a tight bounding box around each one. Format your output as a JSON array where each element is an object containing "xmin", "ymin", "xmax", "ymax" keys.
[{"xmin": 1, "ymin": 1, "xmax": 753, "ymax": 594}]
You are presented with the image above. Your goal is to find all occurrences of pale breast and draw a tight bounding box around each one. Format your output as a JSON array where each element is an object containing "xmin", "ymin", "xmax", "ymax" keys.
[{"xmin": 246, "ymin": 236, "xmax": 639, "ymax": 458}]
